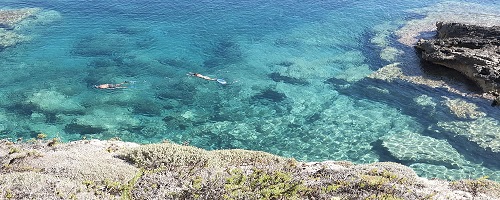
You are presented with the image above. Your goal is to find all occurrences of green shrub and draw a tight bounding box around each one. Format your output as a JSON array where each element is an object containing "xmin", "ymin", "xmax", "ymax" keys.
[
  {"xmin": 120, "ymin": 142, "xmax": 295, "ymax": 170},
  {"xmin": 37, "ymin": 133, "xmax": 47, "ymax": 139},
  {"xmin": 451, "ymin": 176, "xmax": 500, "ymax": 198},
  {"xmin": 224, "ymin": 168, "xmax": 309, "ymax": 199}
]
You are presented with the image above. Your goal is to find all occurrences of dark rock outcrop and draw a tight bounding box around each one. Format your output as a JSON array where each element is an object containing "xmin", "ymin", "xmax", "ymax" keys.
[{"xmin": 415, "ymin": 22, "xmax": 500, "ymax": 96}]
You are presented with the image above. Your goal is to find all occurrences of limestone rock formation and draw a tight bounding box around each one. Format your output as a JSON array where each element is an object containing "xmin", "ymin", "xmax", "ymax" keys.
[
  {"xmin": 415, "ymin": 22, "xmax": 500, "ymax": 95},
  {"xmin": 1, "ymin": 139, "xmax": 499, "ymax": 199}
]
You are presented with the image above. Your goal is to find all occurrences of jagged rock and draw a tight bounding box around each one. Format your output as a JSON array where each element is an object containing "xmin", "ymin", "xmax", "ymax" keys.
[
  {"xmin": 415, "ymin": 22, "xmax": 500, "ymax": 94},
  {"xmin": 381, "ymin": 132, "xmax": 465, "ymax": 169},
  {"xmin": 397, "ymin": 1, "xmax": 500, "ymax": 46}
]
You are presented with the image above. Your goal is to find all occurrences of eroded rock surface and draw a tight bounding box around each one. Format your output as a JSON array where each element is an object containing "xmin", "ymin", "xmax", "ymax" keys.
[
  {"xmin": 415, "ymin": 22, "xmax": 500, "ymax": 94},
  {"xmin": 1, "ymin": 139, "xmax": 499, "ymax": 199}
]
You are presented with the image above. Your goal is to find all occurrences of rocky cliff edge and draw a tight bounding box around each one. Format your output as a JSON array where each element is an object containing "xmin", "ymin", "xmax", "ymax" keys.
[
  {"xmin": 1, "ymin": 139, "xmax": 499, "ymax": 199},
  {"xmin": 415, "ymin": 22, "xmax": 500, "ymax": 102}
]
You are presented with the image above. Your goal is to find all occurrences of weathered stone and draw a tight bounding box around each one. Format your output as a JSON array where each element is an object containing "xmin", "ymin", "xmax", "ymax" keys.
[
  {"xmin": 397, "ymin": 1, "xmax": 500, "ymax": 46},
  {"xmin": 415, "ymin": 22, "xmax": 500, "ymax": 95},
  {"xmin": 1, "ymin": 139, "xmax": 499, "ymax": 199}
]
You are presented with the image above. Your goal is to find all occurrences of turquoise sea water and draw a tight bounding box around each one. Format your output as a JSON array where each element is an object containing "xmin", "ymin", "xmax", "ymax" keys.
[{"xmin": 1, "ymin": 0, "xmax": 500, "ymax": 181}]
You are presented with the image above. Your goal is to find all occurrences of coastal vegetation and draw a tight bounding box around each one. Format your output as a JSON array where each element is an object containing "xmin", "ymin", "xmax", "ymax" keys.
[
  {"xmin": 1, "ymin": 138, "xmax": 499, "ymax": 199},
  {"xmin": 1, "ymin": 3, "xmax": 500, "ymax": 200}
]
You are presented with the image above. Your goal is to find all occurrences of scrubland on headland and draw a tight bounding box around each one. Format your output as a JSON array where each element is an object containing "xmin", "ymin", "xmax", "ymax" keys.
[
  {"xmin": 1, "ymin": 139, "xmax": 500, "ymax": 199},
  {"xmin": 1, "ymin": 2, "xmax": 500, "ymax": 199}
]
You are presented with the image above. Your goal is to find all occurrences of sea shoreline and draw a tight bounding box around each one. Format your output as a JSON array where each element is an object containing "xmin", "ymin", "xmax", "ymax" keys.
[{"xmin": 1, "ymin": 1, "xmax": 500, "ymax": 191}]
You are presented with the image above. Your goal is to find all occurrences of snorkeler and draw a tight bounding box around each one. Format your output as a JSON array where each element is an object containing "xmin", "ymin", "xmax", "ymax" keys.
[
  {"xmin": 187, "ymin": 72, "xmax": 217, "ymax": 81},
  {"xmin": 187, "ymin": 72, "xmax": 227, "ymax": 84},
  {"xmin": 94, "ymin": 81, "xmax": 130, "ymax": 89}
]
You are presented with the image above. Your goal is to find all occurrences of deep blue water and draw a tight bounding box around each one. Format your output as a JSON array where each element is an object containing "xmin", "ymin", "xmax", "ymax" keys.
[{"xmin": 1, "ymin": 0, "xmax": 500, "ymax": 181}]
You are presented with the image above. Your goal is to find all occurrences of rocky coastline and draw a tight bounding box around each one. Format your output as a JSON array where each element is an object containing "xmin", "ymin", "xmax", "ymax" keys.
[
  {"xmin": 415, "ymin": 22, "xmax": 500, "ymax": 105},
  {"xmin": 1, "ymin": 139, "xmax": 499, "ymax": 199},
  {"xmin": 1, "ymin": 6, "xmax": 500, "ymax": 200}
]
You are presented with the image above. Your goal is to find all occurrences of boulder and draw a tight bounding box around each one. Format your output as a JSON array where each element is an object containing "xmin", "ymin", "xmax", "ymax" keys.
[{"xmin": 415, "ymin": 22, "xmax": 500, "ymax": 95}]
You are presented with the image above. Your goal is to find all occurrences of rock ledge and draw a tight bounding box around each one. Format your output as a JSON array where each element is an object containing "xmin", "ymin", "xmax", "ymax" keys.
[{"xmin": 415, "ymin": 22, "xmax": 500, "ymax": 96}]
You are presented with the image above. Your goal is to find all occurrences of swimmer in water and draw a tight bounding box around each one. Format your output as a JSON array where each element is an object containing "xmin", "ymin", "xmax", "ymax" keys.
[
  {"xmin": 187, "ymin": 72, "xmax": 217, "ymax": 81},
  {"xmin": 94, "ymin": 81, "xmax": 129, "ymax": 89},
  {"xmin": 187, "ymin": 72, "xmax": 228, "ymax": 85}
]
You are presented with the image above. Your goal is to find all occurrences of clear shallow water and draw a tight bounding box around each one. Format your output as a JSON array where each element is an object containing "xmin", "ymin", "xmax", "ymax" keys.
[{"xmin": 1, "ymin": 0, "xmax": 500, "ymax": 181}]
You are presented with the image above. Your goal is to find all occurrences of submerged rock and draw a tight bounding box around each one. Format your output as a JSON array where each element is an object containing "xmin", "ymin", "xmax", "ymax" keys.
[
  {"xmin": 0, "ymin": 8, "xmax": 60, "ymax": 50},
  {"xmin": 27, "ymin": 90, "xmax": 84, "ymax": 114},
  {"xmin": 0, "ymin": 8, "xmax": 39, "ymax": 29},
  {"xmin": 381, "ymin": 132, "xmax": 465, "ymax": 169},
  {"xmin": 434, "ymin": 117, "xmax": 500, "ymax": 153},
  {"xmin": 0, "ymin": 8, "xmax": 48, "ymax": 50},
  {"xmin": 415, "ymin": 22, "xmax": 500, "ymax": 95},
  {"xmin": 442, "ymin": 97, "xmax": 486, "ymax": 119},
  {"xmin": 252, "ymin": 88, "xmax": 287, "ymax": 103},
  {"xmin": 268, "ymin": 72, "xmax": 309, "ymax": 85},
  {"xmin": 72, "ymin": 107, "xmax": 140, "ymax": 134},
  {"xmin": 371, "ymin": 22, "xmax": 404, "ymax": 62},
  {"xmin": 0, "ymin": 29, "xmax": 29, "ymax": 49},
  {"xmin": 410, "ymin": 162, "xmax": 500, "ymax": 183}
]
